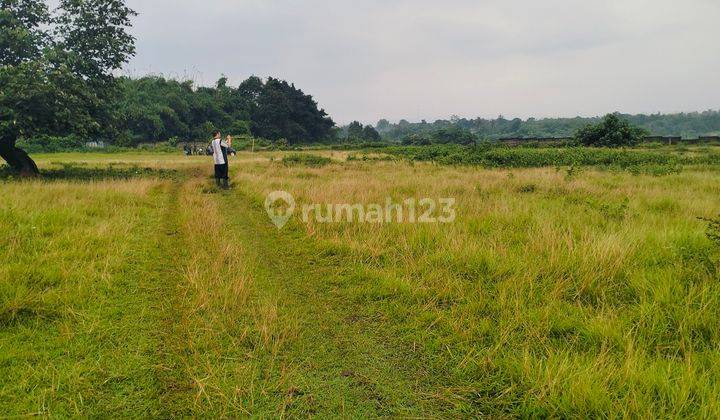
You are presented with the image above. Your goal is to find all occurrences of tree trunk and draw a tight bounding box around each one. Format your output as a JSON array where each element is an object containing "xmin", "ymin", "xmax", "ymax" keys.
[{"xmin": 0, "ymin": 134, "xmax": 39, "ymax": 177}]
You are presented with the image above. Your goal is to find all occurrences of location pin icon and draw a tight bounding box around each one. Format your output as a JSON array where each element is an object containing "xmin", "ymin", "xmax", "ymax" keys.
[{"xmin": 265, "ymin": 191, "xmax": 296, "ymax": 229}]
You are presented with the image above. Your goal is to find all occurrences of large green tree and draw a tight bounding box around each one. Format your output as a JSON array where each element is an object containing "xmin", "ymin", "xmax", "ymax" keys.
[
  {"xmin": 0, "ymin": 0, "xmax": 136, "ymax": 175},
  {"xmin": 346, "ymin": 121, "xmax": 363, "ymax": 140},
  {"xmin": 114, "ymin": 75, "xmax": 335, "ymax": 146},
  {"xmin": 362, "ymin": 125, "xmax": 381, "ymax": 141},
  {"xmin": 251, "ymin": 78, "xmax": 334, "ymax": 144}
]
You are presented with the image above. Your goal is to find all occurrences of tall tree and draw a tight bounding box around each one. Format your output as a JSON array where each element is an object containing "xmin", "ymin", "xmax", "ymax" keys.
[
  {"xmin": 0, "ymin": 0, "xmax": 136, "ymax": 175},
  {"xmin": 346, "ymin": 121, "xmax": 363, "ymax": 140},
  {"xmin": 251, "ymin": 77, "xmax": 334, "ymax": 143},
  {"xmin": 376, "ymin": 119, "xmax": 390, "ymax": 132},
  {"xmin": 362, "ymin": 125, "xmax": 381, "ymax": 141}
]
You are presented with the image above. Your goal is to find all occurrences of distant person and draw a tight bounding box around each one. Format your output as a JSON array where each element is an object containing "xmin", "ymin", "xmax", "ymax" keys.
[
  {"xmin": 210, "ymin": 131, "xmax": 230, "ymax": 188},
  {"xmin": 183, "ymin": 145, "xmax": 191, "ymax": 156}
]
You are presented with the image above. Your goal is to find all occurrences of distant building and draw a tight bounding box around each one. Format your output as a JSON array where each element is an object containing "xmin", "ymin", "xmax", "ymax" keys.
[{"xmin": 85, "ymin": 141, "xmax": 106, "ymax": 148}]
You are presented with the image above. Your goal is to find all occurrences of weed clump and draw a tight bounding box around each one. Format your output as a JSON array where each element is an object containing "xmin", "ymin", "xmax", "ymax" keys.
[
  {"xmin": 282, "ymin": 154, "xmax": 332, "ymax": 167},
  {"xmin": 517, "ymin": 183, "xmax": 537, "ymax": 193},
  {"xmin": 700, "ymin": 215, "xmax": 720, "ymax": 247}
]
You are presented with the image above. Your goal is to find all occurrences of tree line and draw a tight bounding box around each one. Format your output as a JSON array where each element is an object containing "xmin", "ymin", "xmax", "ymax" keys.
[
  {"xmin": 116, "ymin": 75, "xmax": 335, "ymax": 146},
  {"xmin": 371, "ymin": 111, "xmax": 720, "ymax": 144}
]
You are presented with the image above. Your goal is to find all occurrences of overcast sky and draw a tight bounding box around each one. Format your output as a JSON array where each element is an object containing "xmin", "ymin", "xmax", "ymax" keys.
[{"xmin": 121, "ymin": 0, "xmax": 720, "ymax": 124}]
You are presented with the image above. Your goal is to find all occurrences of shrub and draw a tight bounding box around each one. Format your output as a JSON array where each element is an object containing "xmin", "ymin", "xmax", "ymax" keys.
[
  {"xmin": 517, "ymin": 183, "xmax": 537, "ymax": 193},
  {"xmin": 16, "ymin": 135, "xmax": 85, "ymax": 153},
  {"xmin": 137, "ymin": 142, "xmax": 177, "ymax": 153},
  {"xmin": 400, "ymin": 128, "xmax": 477, "ymax": 146},
  {"xmin": 282, "ymin": 154, "xmax": 332, "ymax": 167},
  {"xmin": 274, "ymin": 139, "xmax": 290, "ymax": 150},
  {"xmin": 573, "ymin": 114, "xmax": 648, "ymax": 148},
  {"xmin": 402, "ymin": 134, "xmax": 433, "ymax": 146},
  {"xmin": 700, "ymin": 216, "xmax": 720, "ymax": 247}
]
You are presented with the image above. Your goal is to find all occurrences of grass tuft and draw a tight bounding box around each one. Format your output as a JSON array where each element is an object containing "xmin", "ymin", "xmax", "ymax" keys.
[{"xmin": 282, "ymin": 154, "xmax": 333, "ymax": 167}]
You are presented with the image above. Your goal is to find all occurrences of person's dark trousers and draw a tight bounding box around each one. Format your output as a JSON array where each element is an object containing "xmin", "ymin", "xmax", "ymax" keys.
[
  {"xmin": 220, "ymin": 146, "xmax": 230, "ymax": 189},
  {"xmin": 221, "ymin": 163, "xmax": 229, "ymax": 188},
  {"xmin": 214, "ymin": 164, "xmax": 226, "ymax": 188},
  {"xmin": 215, "ymin": 163, "xmax": 229, "ymax": 188}
]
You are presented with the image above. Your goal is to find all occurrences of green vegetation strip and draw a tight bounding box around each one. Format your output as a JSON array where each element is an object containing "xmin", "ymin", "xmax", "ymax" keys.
[{"xmin": 385, "ymin": 145, "xmax": 720, "ymax": 171}]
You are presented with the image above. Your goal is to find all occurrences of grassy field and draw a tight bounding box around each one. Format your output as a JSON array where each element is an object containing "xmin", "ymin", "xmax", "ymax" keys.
[{"xmin": 1, "ymin": 150, "xmax": 720, "ymax": 417}]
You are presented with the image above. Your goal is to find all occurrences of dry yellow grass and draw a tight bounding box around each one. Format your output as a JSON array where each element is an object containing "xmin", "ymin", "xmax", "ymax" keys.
[{"xmin": 235, "ymin": 155, "xmax": 720, "ymax": 416}]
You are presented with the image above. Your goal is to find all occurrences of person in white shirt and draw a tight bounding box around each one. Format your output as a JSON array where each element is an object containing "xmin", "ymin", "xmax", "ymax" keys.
[{"xmin": 210, "ymin": 130, "xmax": 230, "ymax": 188}]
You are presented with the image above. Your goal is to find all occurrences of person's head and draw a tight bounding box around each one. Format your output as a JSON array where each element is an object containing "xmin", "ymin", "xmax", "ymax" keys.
[
  {"xmin": 212, "ymin": 130, "xmax": 221, "ymax": 139},
  {"xmin": 226, "ymin": 135, "xmax": 232, "ymax": 141}
]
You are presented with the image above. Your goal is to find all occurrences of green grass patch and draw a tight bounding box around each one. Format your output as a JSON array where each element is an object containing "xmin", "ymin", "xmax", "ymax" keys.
[
  {"xmin": 282, "ymin": 153, "xmax": 333, "ymax": 167},
  {"xmin": 385, "ymin": 144, "xmax": 720, "ymax": 172}
]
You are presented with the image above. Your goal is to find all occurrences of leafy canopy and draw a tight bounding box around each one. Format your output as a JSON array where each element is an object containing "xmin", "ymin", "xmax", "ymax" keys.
[
  {"xmin": 116, "ymin": 75, "xmax": 336, "ymax": 145},
  {"xmin": 372, "ymin": 111, "xmax": 720, "ymax": 142},
  {"xmin": 573, "ymin": 114, "xmax": 649, "ymax": 148},
  {"xmin": 345, "ymin": 121, "xmax": 381, "ymax": 142},
  {"xmin": 0, "ymin": 0, "xmax": 136, "ymax": 140}
]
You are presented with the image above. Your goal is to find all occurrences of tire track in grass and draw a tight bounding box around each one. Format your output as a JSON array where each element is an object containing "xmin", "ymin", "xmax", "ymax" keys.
[
  {"xmin": 149, "ymin": 172, "xmax": 267, "ymax": 416},
  {"xmin": 148, "ymin": 176, "xmax": 197, "ymax": 416},
  {"xmin": 143, "ymin": 171, "xmax": 235, "ymax": 416},
  {"xmin": 217, "ymin": 188, "xmax": 443, "ymax": 417}
]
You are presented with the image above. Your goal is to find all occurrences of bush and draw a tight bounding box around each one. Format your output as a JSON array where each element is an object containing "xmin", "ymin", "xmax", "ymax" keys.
[
  {"xmin": 517, "ymin": 183, "xmax": 538, "ymax": 193},
  {"xmin": 700, "ymin": 216, "xmax": 720, "ymax": 247},
  {"xmin": 115, "ymin": 130, "xmax": 140, "ymax": 147},
  {"xmin": 329, "ymin": 141, "xmax": 395, "ymax": 151},
  {"xmin": 16, "ymin": 135, "xmax": 85, "ymax": 153},
  {"xmin": 282, "ymin": 154, "xmax": 332, "ymax": 167},
  {"xmin": 275, "ymin": 139, "xmax": 290, "ymax": 150},
  {"xmin": 573, "ymin": 114, "xmax": 648, "ymax": 148},
  {"xmin": 400, "ymin": 128, "xmax": 477, "ymax": 146},
  {"xmin": 402, "ymin": 134, "xmax": 433, "ymax": 146},
  {"xmin": 137, "ymin": 142, "xmax": 177, "ymax": 153}
]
